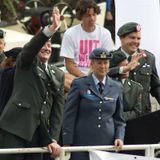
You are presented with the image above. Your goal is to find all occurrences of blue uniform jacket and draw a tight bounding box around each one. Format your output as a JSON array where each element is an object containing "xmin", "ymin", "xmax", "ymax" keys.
[{"xmin": 63, "ymin": 74, "xmax": 126, "ymax": 146}]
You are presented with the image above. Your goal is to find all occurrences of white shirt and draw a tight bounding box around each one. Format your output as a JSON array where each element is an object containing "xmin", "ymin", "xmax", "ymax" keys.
[{"xmin": 60, "ymin": 24, "xmax": 115, "ymax": 74}]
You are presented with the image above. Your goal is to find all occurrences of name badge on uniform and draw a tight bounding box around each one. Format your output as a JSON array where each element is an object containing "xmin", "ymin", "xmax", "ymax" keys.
[{"xmin": 104, "ymin": 97, "xmax": 115, "ymax": 101}]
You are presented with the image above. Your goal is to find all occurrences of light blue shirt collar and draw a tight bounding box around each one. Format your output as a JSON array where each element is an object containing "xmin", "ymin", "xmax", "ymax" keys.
[{"xmin": 92, "ymin": 73, "xmax": 106, "ymax": 86}]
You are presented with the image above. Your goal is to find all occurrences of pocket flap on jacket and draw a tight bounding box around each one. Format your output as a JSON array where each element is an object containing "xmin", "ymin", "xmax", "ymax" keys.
[{"xmin": 13, "ymin": 101, "xmax": 31, "ymax": 109}]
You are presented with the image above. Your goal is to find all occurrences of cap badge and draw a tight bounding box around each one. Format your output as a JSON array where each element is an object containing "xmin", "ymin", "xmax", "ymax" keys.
[
  {"xmin": 100, "ymin": 52, "xmax": 107, "ymax": 58},
  {"xmin": 136, "ymin": 24, "xmax": 141, "ymax": 32}
]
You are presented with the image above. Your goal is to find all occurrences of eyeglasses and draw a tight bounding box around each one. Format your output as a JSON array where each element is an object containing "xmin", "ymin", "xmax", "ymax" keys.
[{"xmin": 0, "ymin": 30, "xmax": 6, "ymax": 38}]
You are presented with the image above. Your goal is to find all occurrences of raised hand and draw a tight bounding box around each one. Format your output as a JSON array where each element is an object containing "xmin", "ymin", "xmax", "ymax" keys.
[{"xmin": 49, "ymin": 7, "xmax": 61, "ymax": 32}]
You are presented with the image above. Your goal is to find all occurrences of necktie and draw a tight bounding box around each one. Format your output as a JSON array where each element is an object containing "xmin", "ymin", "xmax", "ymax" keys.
[
  {"xmin": 41, "ymin": 63, "xmax": 46, "ymax": 70},
  {"xmin": 128, "ymin": 55, "xmax": 132, "ymax": 62},
  {"xmin": 98, "ymin": 82, "xmax": 103, "ymax": 94},
  {"xmin": 42, "ymin": 63, "xmax": 50, "ymax": 77}
]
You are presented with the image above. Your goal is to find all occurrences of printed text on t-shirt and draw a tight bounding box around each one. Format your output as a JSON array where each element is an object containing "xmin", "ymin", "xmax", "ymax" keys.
[{"xmin": 78, "ymin": 40, "xmax": 100, "ymax": 67}]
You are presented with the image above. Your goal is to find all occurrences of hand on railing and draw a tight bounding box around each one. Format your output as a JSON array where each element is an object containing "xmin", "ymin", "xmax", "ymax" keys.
[
  {"xmin": 47, "ymin": 142, "xmax": 61, "ymax": 158},
  {"xmin": 114, "ymin": 139, "xmax": 124, "ymax": 151}
]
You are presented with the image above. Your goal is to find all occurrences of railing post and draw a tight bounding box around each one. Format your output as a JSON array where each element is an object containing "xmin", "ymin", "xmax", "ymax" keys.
[
  {"xmin": 59, "ymin": 148, "xmax": 65, "ymax": 160},
  {"xmin": 145, "ymin": 145, "xmax": 155, "ymax": 158},
  {"xmin": 150, "ymin": 145, "xmax": 156, "ymax": 158},
  {"xmin": 145, "ymin": 147, "xmax": 151, "ymax": 157},
  {"xmin": 59, "ymin": 147, "xmax": 70, "ymax": 160}
]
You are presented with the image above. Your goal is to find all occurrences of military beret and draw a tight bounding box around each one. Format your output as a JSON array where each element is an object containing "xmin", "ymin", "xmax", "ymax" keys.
[
  {"xmin": 117, "ymin": 22, "xmax": 141, "ymax": 37},
  {"xmin": 0, "ymin": 29, "xmax": 6, "ymax": 38},
  {"xmin": 89, "ymin": 48, "xmax": 112, "ymax": 60},
  {"xmin": 110, "ymin": 50, "xmax": 127, "ymax": 68},
  {"xmin": 5, "ymin": 47, "xmax": 22, "ymax": 58}
]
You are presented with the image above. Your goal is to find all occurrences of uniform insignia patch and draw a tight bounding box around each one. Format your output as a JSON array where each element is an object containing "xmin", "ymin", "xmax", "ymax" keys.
[
  {"xmin": 140, "ymin": 50, "xmax": 147, "ymax": 58},
  {"xmin": 87, "ymin": 90, "xmax": 91, "ymax": 94},
  {"xmin": 51, "ymin": 70, "xmax": 55, "ymax": 74},
  {"xmin": 128, "ymin": 81, "xmax": 131, "ymax": 86}
]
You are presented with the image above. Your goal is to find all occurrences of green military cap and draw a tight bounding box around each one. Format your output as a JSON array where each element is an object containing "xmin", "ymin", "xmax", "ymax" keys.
[
  {"xmin": 89, "ymin": 48, "xmax": 112, "ymax": 60},
  {"xmin": 117, "ymin": 22, "xmax": 141, "ymax": 37},
  {"xmin": 109, "ymin": 50, "xmax": 127, "ymax": 68},
  {"xmin": 0, "ymin": 29, "xmax": 6, "ymax": 38}
]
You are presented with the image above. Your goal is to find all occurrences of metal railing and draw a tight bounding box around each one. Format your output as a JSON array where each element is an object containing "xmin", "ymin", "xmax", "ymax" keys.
[{"xmin": 0, "ymin": 144, "xmax": 160, "ymax": 160}]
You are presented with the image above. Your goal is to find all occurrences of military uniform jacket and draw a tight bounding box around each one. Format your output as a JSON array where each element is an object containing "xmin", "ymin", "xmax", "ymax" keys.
[
  {"xmin": 0, "ymin": 67, "xmax": 15, "ymax": 115},
  {"xmin": 63, "ymin": 75, "xmax": 126, "ymax": 146},
  {"xmin": 0, "ymin": 31, "xmax": 64, "ymax": 144},
  {"xmin": 123, "ymin": 78, "xmax": 143, "ymax": 121},
  {"xmin": 0, "ymin": 52, "xmax": 5, "ymax": 64},
  {"xmin": 109, "ymin": 49, "xmax": 160, "ymax": 114}
]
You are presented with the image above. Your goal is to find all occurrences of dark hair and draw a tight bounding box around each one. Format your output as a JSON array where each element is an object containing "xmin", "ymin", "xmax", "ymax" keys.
[{"xmin": 75, "ymin": 0, "xmax": 101, "ymax": 20}]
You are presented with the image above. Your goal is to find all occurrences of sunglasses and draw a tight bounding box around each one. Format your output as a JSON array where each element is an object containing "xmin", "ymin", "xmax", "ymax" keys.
[{"xmin": 0, "ymin": 30, "xmax": 6, "ymax": 38}]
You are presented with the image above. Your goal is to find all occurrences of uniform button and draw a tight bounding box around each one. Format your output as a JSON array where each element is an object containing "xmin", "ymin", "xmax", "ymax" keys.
[
  {"xmin": 43, "ymin": 101, "xmax": 46, "ymax": 104},
  {"xmin": 39, "ymin": 73, "xmax": 41, "ymax": 76},
  {"xmin": 98, "ymin": 117, "xmax": 101, "ymax": 120},
  {"xmin": 48, "ymin": 83, "xmax": 51, "ymax": 86},
  {"xmin": 99, "ymin": 109, "xmax": 102, "ymax": 112},
  {"xmin": 46, "ymin": 92, "xmax": 48, "ymax": 95},
  {"xmin": 57, "ymin": 88, "xmax": 60, "ymax": 91},
  {"xmin": 41, "ymin": 111, "xmax": 44, "ymax": 114},
  {"xmin": 98, "ymin": 125, "xmax": 101, "ymax": 128},
  {"xmin": 18, "ymin": 103, "xmax": 22, "ymax": 106},
  {"xmin": 147, "ymin": 73, "xmax": 149, "ymax": 75},
  {"xmin": 133, "ymin": 72, "xmax": 136, "ymax": 75},
  {"xmin": 100, "ymin": 101, "xmax": 102, "ymax": 104}
]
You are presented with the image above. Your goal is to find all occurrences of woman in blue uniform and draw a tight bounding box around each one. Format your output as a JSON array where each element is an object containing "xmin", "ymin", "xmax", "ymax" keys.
[{"xmin": 62, "ymin": 48, "xmax": 126, "ymax": 160}]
